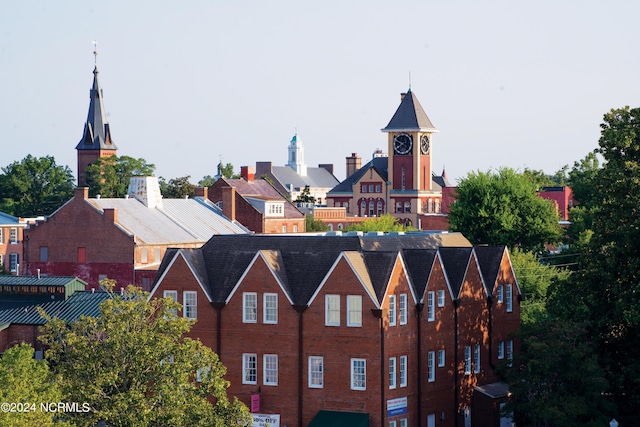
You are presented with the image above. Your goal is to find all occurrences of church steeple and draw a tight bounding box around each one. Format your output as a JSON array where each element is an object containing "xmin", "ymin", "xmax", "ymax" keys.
[
  {"xmin": 75, "ymin": 50, "xmax": 118, "ymax": 186},
  {"xmin": 286, "ymin": 133, "xmax": 307, "ymax": 177}
]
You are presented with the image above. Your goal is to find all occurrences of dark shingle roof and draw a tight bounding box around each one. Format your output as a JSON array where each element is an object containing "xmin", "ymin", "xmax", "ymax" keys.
[
  {"xmin": 75, "ymin": 67, "xmax": 118, "ymax": 151},
  {"xmin": 402, "ymin": 249, "xmax": 438, "ymax": 298},
  {"xmin": 439, "ymin": 247, "xmax": 473, "ymax": 298},
  {"xmin": 362, "ymin": 252, "xmax": 398, "ymax": 302},
  {"xmin": 327, "ymin": 157, "xmax": 389, "ymax": 194},
  {"xmin": 474, "ymin": 246, "xmax": 506, "ymax": 294},
  {"xmin": 382, "ymin": 89, "xmax": 437, "ymax": 132},
  {"xmin": 218, "ymin": 178, "xmax": 304, "ymax": 219}
]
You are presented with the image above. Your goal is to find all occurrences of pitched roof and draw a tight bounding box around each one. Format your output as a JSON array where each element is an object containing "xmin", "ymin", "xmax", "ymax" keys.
[
  {"xmin": 362, "ymin": 251, "xmax": 398, "ymax": 302},
  {"xmin": 0, "ymin": 291, "xmax": 110, "ymax": 325},
  {"xmin": 438, "ymin": 247, "xmax": 473, "ymax": 298},
  {"xmin": 75, "ymin": 66, "xmax": 117, "ymax": 151},
  {"xmin": 269, "ymin": 165, "xmax": 340, "ymax": 190},
  {"xmin": 474, "ymin": 246, "xmax": 507, "ymax": 292},
  {"xmin": 217, "ymin": 177, "xmax": 304, "ymax": 219},
  {"xmin": 382, "ymin": 89, "xmax": 437, "ymax": 132},
  {"xmin": 0, "ymin": 212, "xmax": 20, "ymax": 225},
  {"xmin": 401, "ymin": 249, "xmax": 438, "ymax": 298}
]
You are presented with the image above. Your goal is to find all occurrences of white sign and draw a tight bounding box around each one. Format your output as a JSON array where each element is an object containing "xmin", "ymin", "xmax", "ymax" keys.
[
  {"xmin": 387, "ymin": 396, "xmax": 408, "ymax": 417},
  {"xmin": 251, "ymin": 413, "xmax": 280, "ymax": 427}
]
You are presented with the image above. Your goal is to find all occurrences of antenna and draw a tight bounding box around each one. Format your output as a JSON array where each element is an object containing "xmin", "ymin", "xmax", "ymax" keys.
[
  {"xmin": 92, "ymin": 40, "xmax": 99, "ymax": 66},
  {"xmin": 408, "ymin": 71, "xmax": 412, "ymax": 91}
]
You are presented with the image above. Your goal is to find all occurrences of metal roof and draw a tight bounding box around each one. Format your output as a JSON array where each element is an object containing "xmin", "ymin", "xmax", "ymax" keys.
[
  {"xmin": 270, "ymin": 165, "xmax": 340, "ymax": 191},
  {"xmin": 0, "ymin": 276, "xmax": 87, "ymax": 287},
  {"xmin": 0, "ymin": 291, "xmax": 110, "ymax": 325},
  {"xmin": 0, "ymin": 212, "xmax": 20, "ymax": 225}
]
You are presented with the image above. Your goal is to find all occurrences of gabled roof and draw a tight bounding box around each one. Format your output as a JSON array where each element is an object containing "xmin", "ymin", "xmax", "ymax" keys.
[
  {"xmin": 474, "ymin": 246, "xmax": 507, "ymax": 293},
  {"xmin": 269, "ymin": 165, "xmax": 340, "ymax": 190},
  {"xmin": 438, "ymin": 247, "xmax": 473, "ymax": 298},
  {"xmin": 216, "ymin": 177, "xmax": 304, "ymax": 219},
  {"xmin": 0, "ymin": 212, "xmax": 20, "ymax": 226},
  {"xmin": 401, "ymin": 248, "xmax": 438, "ymax": 298},
  {"xmin": 0, "ymin": 291, "xmax": 110, "ymax": 325},
  {"xmin": 382, "ymin": 89, "xmax": 437, "ymax": 132},
  {"xmin": 362, "ymin": 251, "xmax": 399, "ymax": 302},
  {"xmin": 328, "ymin": 157, "xmax": 389, "ymax": 194},
  {"xmin": 75, "ymin": 66, "xmax": 117, "ymax": 151}
]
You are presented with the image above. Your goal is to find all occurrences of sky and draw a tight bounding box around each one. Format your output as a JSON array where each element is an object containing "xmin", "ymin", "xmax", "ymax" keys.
[{"xmin": 2, "ymin": 1, "xmax": 639, "ymax": 185}]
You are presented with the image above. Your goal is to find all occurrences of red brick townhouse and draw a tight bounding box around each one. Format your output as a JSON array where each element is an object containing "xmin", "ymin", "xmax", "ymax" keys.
[
  {"xmin": 25, "ymin": 177, "xmax": 248, "ymax": 290},
  {"xmin": 149, "ymin": 233, "xmax": 520, "ymax": 427},
  {"xmin": 0, "ymin": 212, "xmax": 29, "ymax": 274}
]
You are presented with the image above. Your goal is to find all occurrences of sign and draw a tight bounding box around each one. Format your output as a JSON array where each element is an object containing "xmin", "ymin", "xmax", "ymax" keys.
[
  {"xmin": 387, "ymin": 396, "xmax": 407, "ymax": 417},
  {"xmin": 251, "ymin": 394, "xmax": 260, "ymax": 413},
  {"xmin": 250, "ymin": 413, "xmax": 280, "ymax": 427}
]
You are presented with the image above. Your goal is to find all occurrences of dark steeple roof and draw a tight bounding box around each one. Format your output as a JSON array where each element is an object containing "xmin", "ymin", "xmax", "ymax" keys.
[
  {"xmin": 75, "ymin": 66, "xmax": 118, "ymax": 151},
  {"xmin": 382, "ymin": 89, "xmax": 437, "ymax": 132}
]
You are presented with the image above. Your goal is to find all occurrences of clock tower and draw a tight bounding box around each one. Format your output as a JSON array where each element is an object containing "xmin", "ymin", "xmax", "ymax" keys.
[{"xmin": 381, "ymin": 89, "xmax": 439, "ymax": 224}]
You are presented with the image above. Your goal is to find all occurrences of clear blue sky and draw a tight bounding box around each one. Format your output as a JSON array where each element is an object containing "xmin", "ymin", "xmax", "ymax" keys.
[{"xmin": 2, "ymin": 1, "xmax": 639, "ymax": 184}]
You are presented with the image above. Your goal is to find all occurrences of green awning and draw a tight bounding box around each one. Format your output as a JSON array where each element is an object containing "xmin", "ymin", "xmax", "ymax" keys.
[{"xmin": 309, "ymin": 410, "xmax": 369, "ymax": 427}]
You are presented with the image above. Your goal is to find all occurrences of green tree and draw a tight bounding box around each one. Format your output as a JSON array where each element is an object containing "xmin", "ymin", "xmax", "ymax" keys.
[
  {"xmin": 345, "ymin": 214, "xmax": 409, "ymax": 232},
  {"xmin": 448, "ymin": 168, "xmax": 562, "ymax": 251},
  {"xmin": 217, "ymin": 163, "xmax": 239, "ymax": 179},
  {"xmin": 502, "ymin": 320, "xmax": 613, "ymax": 427},
  {"xmin": 85, "ymin": 155, "xmax": 155, "ymax": 198},
  {"xmin": 198, "ymin": 175, "xmax": 216, "ymax": 187},
  {"xmin": 38, "ymin": 281, "xmax": 251, "ymax": 427},
  {"xmin": 305, "ymin": 214, "xmax": 329, "ymax": 232},
  {"xmin": 294, "ymin": 185, "xmax": 316, "ymax": 205},
  {"xmin": 0, "ymin": 155, "xmax": 74, "ymax": 217},
  {"xmin": 0, "ymin": 343, "xmax": 61, "ymax": 427},
  {"xmin": 551, "ymin": 106, "xmax": 640, "ymax": 422},
  {"xmin": 160, "ymin": 176, "xmax": 196, "ymax": 199}
]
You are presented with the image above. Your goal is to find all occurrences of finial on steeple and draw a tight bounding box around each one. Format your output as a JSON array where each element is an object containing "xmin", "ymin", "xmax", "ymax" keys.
[
  {"xmin": 92, "ymin": 40, "xmax": 99, "ymax": 69},
  {"xmin": 408, "ymin": 71, "xmax": 412, "ymax": 92}
]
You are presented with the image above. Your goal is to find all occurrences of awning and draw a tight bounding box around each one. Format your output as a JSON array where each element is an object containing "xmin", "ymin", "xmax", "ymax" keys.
[{"xmin": 309, "ymin": 410, "xmax": 369, "ymax": 427}]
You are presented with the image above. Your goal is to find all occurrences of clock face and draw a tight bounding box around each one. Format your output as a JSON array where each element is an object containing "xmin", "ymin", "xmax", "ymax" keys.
[
  {"xmin": 420, "ymin": 134, "xmax": 430, "ymax": 155},
  {"xmin": 393, "ymin": 133, "xmax": 413, "ymax": 155}
]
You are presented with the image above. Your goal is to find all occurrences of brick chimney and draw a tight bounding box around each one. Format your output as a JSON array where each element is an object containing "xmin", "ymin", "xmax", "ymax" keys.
[
  {"xmin": 318, "ymin": 163, "xmax": 334, "ymax": 175},
  {"xmin": 221, "ymin": 186, "xmax": 236, "ymax": 221},
  {"xmin": 103, "ymin": 208, "xmax": 118, "ymax": 223},
  {"xmin": 241, "ymin": 166, "xmax": 255, "ymax": 182},
  {"xmin": 75, "ymin": 187, "xmax": 89, "ymax": 199},
  {"xmin": 346, "ymin": 153, "xmax": 362, "ymax": 179},
  {"xmin": 194, "ymin": 187, "xmax": 208, "ymax": 199}
]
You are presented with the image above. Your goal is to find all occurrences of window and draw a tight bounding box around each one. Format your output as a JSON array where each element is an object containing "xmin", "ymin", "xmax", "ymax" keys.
[
  {"xmin": 404, "ymin": 201, "xmax": 411, "ymax": 213},
  {"xmin": 369, "ymin": 201, "xmax": 374, "ymax": 216},
  {"xmin": 0, "ymin": 255, "xmax": 3, "ymax": 270},
  {"xmin": 264, "ymin": 293, "xmax": 278, "ymax": 324},
  {"xmin": 390, "ymin": 421, "xmax": 396, "ymax": 427},
  {"xmin": 196, "ymin": 366, "xmax": 210, "ymax": 382},
  {"xmin": 428, "ymin": 351, "xmax": 435, "ymax": 382},
  {"xmin": 325, "ymin": 295, "xmax": 340, "ymax": 326},
  {"xmin": 9, "ymin": 228, "xmax": 18, "ymax": 244},
  {"xmin": 375, "ymin": 184, "xmax": 381, "ymax": 193},
  {"xmin": 507, "ymin": 340, "xmax": 514, "ymax": 366},
  {"xmin": 164, "ymin": 290, "xmax": 178, "ymax": 316},
  {"xmin": 427, "ymin": 414, "xmax": 436, "ymax": 427},
  {"xmin": 155, "ymin": 248, "xmax": 161, "ymax": 262},
  {"xmin": 399, "ymin": 355, "xmax": 407, "ymax": 387},
  {"xmin": 399, "ymin": 419, "xmax": 407, "ymax": 427},
  {"xmin": 243, "ymin": 292, "xmax": 257, "ymax": 323},
  {"xmin": 437, "ymin": 289, "xmax": 445, "ymax": 307},
  {"xmin": 309, "ymin": 356, "xmax": 323, "ymax": 388},
  {"xmin": 293, "ymin": 225, "xmax": 298, "ymax": 232},
  {"xmin": 263, "ymin": 354, "xmax": 278, "ymax": 386},
  {"xmin": 464, "ymin": 346, "xmax": 472, "ymax": 374},
  {"xmin": 389, "ymin": 357, "xmax": 396, "ymax": 389},
  {"xmin": 0, "ymin": 228, "xmax": 3, "ymax": 244},
  {"xmin": 399, "ymin": 294, "xmax": 407, "ymax": 325},
  {"xmin": 506, "ymin": 284, "xmax": 513, "ymax": 313},
  {"xmin": 360, "ymin": 201, "xmax": 366, "ymax": 216},
  {"xmin": 388, "ymin": 295, "xmax": 396, "ymax": 326},
  {"xmin": 498, "ymin": 341, "xmax": 505, "ymax": 359},
  {"xmin": 361, "ymin": 184, "xmax": 368, "ymax": 193},
  {"xmin": 474, "ymin": 344, "xmax": 481, "ymax": 373},
  {"xmin": 9, "ymin": 253, "xmax": 19, "ymax": 273},
  {"xmin": 438, "ymin": 349, "xmax": 445, "ymax": 367},
  {"xmin": 183, "ymin": 291, "xmax": 197, "ymax": 319},
  {"xmin": 368, "ymin": 184, "xmax": 374, "ymax": 193},
  {"xmin": 377, "ymin": 200, "xmax": 383, "ymax": 216},
  {"xmin": 396, "ymin": 202, "xmax": 402, "ymax": 213},
  {"xmin": 427, "ymin": 291, "xmax": 435, "ymax": 321},
  {"xmin": 347, "ymin": 295, "xmax": 362, "ymax": 327},
  {"xmin": 282, "ymin": 225, "xmax": 287, "ymax": 233},
  {"xmin": 40, "ymin": 246, "xmax": 48, "ymax": 262},
  {"xmin": 141, "ymin": 248, "xmax": 148, "ymax": 264},
  {"xmin": 497, "ymin": 284, "xmax": 504, "ymax": 303},
  {"xmin": 351, "ymin": 358, "xmax": 366, "ymax": 390},
  {"xmin": 242, "ymin": 354, "xmax": 257, "ymax": 384}
]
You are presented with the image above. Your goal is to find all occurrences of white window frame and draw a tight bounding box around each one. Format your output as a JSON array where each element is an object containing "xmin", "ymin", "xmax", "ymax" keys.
[
  {"xmin": 389, "ymin": 357, "xmax": 396, "ymax": 389},
  {"xmin": 347, "ymin": 295, "xmax": 362, "ymax": 327},
  {"xmin": 9, "ymin": 253, "xmax": 19, "ymax": 273},
  {"xmin": 427, "ymin": 291, "xmax": 435, "ymax": 321},
  {"xmin": 399, "ymin": 294, "xmax": 407, "ymax": 325},
  {"xmin": 183, "ymin": 291, "xmax": 197, "ymax": 319},
  {"xmin": 0, "ymin": 254, "xmax": 3, "ymax": 270},
  {"xmin": 0, "ymin": 228, "xmax": 3, "ymax": 244},
  {"xmin": 399, "ymin": 418, "xmax": 407, "ymax": 427},
  {"xmin": 474, "ymin": 344, "xmax": 481, "ymax": 373},
  {"xmin": 242, "ymin": 353, "xmax": 257, "ymax": 384},
  {"xmin": 308, "ymin": 356, "xmax": 323, "ymax": 388},
  {"xmin": 389, "ymin": 421, "xmax": 397, "ymax": 427},
  {"xmin": 497, "ymin": 284, "xmax": 504, "ymax": 303},
  {"xmin": 325, "ymin": 294, "xmax": 340, "ymax": 326},
  {"xmin": 438, "ymin": 349, "xmax": 445, "ymax": 367},
  {"xmin": 428, "ymin": 351, "xmax": 435, "ymax": 382},
  {"xmin": 9, "ymin": 227, "xmax": 18, "ymax": 244},
  {"xmin": 141, "ymin": 248, "xmax": 148, "ymax": 264},
  {"xmin": 437, "ymin": 289, "xmax": 445, "ymax": 307},
  {"xmin": 399, "ymin": 355, "xmax": 407, "ymax": 387},
  {"xmin": 464, "ymin": 346, "xmax": 472, "ymax": 375},
  {"xmin": 243, "ymin": 292, "xmax": 257, "ymax": 323},
  {"xmin": 388, "ymin": 295, "xmax": 396, "ymax": 326},
  {"xmin": 498, "ymin": 341, "xmax": 505, "ymax": 359},
  {"xmin": 351, "ymin": 358, "xmax": 366, "ymax": 390},
  {"xmin": 264, "ymin": 293, "xmax": 278, "ymax": 324},
  {"xmin": 263, "ymin": 354, "xmax": 278, "ymax": 386},
  {"xmin": 506, "ymin": 284, "xmax": 513, "ymax": 313},
  {"xmin": 507, "ymin": 339, "xmax": 514, "ymax": 366},
  {"xmin": 163, "ymin": 290, "xmax": 178, "ymax": 316}
]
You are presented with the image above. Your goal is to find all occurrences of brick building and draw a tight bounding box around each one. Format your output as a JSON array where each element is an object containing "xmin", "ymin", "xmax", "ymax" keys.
[
  {"xmin": 150, "ymin": 233, "xmax": 520, "ymax": 427},
  {"xmin": 24, "ymin": 177, "xmax": 247, "ymax": 290},
  {"xmin": 0, "ymin": 212, "xmax": 28, "ymax": 274},
  {"xmin": 206, "ymin": 166, "xmax": 306, "ymax": 234}
]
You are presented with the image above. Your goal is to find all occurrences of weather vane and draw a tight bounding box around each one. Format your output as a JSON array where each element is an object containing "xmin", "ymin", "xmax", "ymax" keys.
[{"xmin": 92, "ymin": 40, "xmax": 98, "ymax": 66}]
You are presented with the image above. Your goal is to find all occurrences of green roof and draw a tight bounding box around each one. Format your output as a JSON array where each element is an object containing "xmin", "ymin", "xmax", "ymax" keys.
[{"xmin": 0, "ymin": 291, "xmax": 110, "ymax": 325}]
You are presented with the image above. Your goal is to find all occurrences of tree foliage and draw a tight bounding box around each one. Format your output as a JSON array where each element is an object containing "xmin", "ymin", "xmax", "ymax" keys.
[
  {"xmin": 305, "ymin": 214, "xmax": 329, "ymax": 232},
  {"xmin": 448, "ymin": 168, "xmax": 562, "ymax": 251},
  {"xmin": 85, "ymin": 155, "xmax": 155, "ymax": 198},
  {"xmin": 198, "ymin": 175, "xmax": 216, "ymax": 187},
  {"xmin": 0, "ymin": 343, "xmax": 61, "ymax": 427},
  {"xmin": 345, "ymin": 214, "xmax": 409, "ymax": 232},
  {"xmin": 0, "ymin": 155, "xmax": 74, "ymax": 217},
  {"xmin": 38, "ymin": 281, "xmax": 250, "ymax": 427},
  {"xmin": 160, "ymin": 175, "xmax": 196, "ymax": 199},
  {"xmin": 294, "ymin": 185, "xmax": 316, "ymax": 204}
]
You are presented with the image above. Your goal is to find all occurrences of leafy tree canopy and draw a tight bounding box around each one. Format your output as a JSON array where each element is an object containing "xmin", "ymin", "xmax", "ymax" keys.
[
  {"xmin": 160, "ymin": 175, "xmax": 196, "ymax": 199},
  {"xmin": 198, "ymin": 175, "xmax": 216, "ymax": 187},
  {"xmin": 294, "ymin": 185, "xmax": 316, "ymax": 204},
  {"xmin": 0, "ymin": 155, "xmax": 74, "ymax": 217},
  {"xmin": 38, "ymin": 281, "xmax": 251, "ymax": 427},
  {"xmin": 0, "ymin": 343, "xmax": 61, "ymax": 427},
  {"xmin": 305, "ymin": 214, "xmax": 329, "ymax": 232},
  {"xmin": 85, "ymin": 155, "xmax": 155, "ymax": 198},
  {"xmin": 448, "ymin": 167, "xmax": 563, "ymax": 251},
  {"xmin": 217, "ymin": 163, "xmax": 239, "ymax": 180},
  {"xmin": 345, "ymin": 214, "xmax": 409, "ymax": 232}
]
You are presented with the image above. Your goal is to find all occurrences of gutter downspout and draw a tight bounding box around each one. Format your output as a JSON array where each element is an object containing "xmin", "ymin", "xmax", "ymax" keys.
[
  {"xmin": 454, "ymin": 298, "xmax": 460, "ymax": 427},
  {"xmin": 372, "ymin": 308, "xmax": 384, "ymax": 425},
  {"xmin": 293, "ymin": 305, "xmax": 307, "ymax": 427},
  {"xmin": 211, "ymin": 302, "xmax": 225, "ymax": 357},
  {"xmin": 488, "ymin": 295, "xmax": 496, "ymax": 371},
  {"xmin": 416, "ymin": 302, "xmax": 424, "ymax": 425}
]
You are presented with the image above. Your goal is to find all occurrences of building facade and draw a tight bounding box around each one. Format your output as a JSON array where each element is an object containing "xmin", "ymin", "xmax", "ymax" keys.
[
  {"xmin": 150, "ymin": 233, "xmax": 520, "ymax": 427},
  {"xmin": 0, "ymin": 212, "xmax": 27, "ymax": 274}
]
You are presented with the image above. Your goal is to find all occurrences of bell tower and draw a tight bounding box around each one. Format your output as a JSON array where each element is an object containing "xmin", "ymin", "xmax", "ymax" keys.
[{"xmin": 75, "ymin": 46, "xmax": 117, "ymax": 186}]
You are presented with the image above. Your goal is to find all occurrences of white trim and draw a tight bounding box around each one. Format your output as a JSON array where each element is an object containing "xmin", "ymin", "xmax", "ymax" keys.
[
  {"xmin": 148, "ymin": 250, "xmax": 212, "ymax": 303},
  {"xmin": 308, "ymin": 356, "xmax": 324, "ymax": 388},
  {"xmin": 226, "ymin": 251, "xmax": 294, "ymax": 305}
]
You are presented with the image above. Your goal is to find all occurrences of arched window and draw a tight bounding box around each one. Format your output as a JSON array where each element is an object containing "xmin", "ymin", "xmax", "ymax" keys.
[
  {"xmin": 360, "ymin": 200, "xmax": 366, "ymax": 216},
  {"xmin": 369, "ymin": 201, "xmax": 375, "ymax": 216},
  {"xmin": 377, "ymin": 200, "xmax": 383, "ymax": 216},
  {"xmin": 338, "ymin": 223, "xmax": 343, "ymax": 230},
  {"xmin": 404, "ymin": 201, "xmax": 411, "ymax": 213}
]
